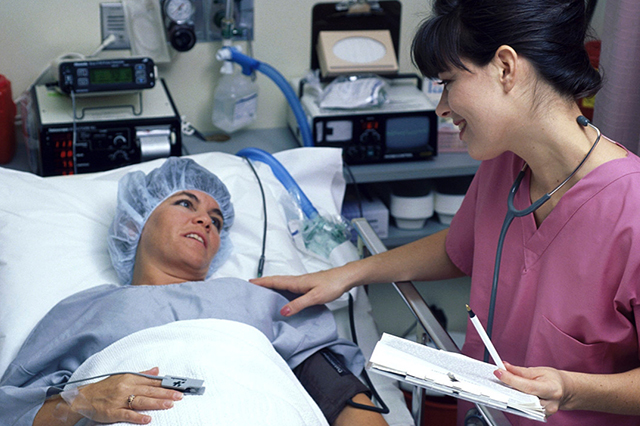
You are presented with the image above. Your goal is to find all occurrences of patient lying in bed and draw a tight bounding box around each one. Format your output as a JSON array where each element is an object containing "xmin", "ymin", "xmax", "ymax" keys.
[{"xmin": 0, "ymin": 157, "xmax": 388, "ymax": 426}]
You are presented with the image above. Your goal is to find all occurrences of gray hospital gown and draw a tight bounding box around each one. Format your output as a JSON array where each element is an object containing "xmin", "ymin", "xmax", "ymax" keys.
[{"xmin": 0, "ymin": 278, "xmax": 363, "ymax": 425}]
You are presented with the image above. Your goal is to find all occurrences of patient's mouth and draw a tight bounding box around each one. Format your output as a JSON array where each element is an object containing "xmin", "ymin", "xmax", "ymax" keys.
[{"xmin": 186, "ymin": 233, "xmax": 205, "ymax": 246}]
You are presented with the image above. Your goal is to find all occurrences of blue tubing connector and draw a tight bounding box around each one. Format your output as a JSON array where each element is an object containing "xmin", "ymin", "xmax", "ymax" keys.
[
  {"xmin": 236, "ymin": 147, "xmax": 319, "ymax": 220},
  {"xmin": 216, "ymin": 47, "xmax": 313, "ymax": 148}
]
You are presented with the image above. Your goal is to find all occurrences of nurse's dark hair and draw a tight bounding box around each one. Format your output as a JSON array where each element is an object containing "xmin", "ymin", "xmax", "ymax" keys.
[{"xmin": 412, "ymin": 0, "xmax": 602, "ymax": 100}]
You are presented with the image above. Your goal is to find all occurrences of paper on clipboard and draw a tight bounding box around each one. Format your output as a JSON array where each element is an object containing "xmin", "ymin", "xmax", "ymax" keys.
[{"xmin": 367, "ymin": 333, "xmax": 546, "ymax": 422}]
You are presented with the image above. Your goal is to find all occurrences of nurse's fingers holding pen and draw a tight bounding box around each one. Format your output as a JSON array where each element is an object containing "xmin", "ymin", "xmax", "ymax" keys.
[
  {"xmin": 494, "ymin": 361, "xmax": 568, "ymax": 417},
  {"xmin": 251, "ymin": 267, "xmax": 353, "ymax": 316}
]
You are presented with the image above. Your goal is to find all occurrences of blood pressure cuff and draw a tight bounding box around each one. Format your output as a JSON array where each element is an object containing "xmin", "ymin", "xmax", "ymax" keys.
[{"xmin": 294, "ymin": 348, "xmax": 370, "ymax": 424}]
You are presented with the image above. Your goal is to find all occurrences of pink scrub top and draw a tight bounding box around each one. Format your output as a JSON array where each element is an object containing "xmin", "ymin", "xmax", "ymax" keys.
[{"xmin": 446, "ymin": 146, "xmax": 640, "ymax": 426}]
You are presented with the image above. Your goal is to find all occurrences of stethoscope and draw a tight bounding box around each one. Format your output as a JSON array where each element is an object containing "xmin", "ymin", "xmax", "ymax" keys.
[{"xmin": 482, "ymin": 115, "xmax": 602, "ymax": 363}]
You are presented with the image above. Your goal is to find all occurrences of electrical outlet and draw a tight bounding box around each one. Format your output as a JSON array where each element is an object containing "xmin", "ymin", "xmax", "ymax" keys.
[{"xmin": 100, "ymin": 2, "xmax": 131, "ymax": 50}]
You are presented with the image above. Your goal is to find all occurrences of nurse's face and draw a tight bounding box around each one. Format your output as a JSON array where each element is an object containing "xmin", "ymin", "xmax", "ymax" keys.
[
  {"xmin": 436, "ymin": 60, "xmax": 511, "ymax": 160},
  {"xmin": 137, "ymin": 190, "xmax": 224, "ymax": 281}
]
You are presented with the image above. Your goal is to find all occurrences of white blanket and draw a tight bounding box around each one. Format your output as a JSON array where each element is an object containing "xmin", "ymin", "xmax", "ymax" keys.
[{"xmin": 67, "ymin": 319, "xmax": 329, "ymax": 426}]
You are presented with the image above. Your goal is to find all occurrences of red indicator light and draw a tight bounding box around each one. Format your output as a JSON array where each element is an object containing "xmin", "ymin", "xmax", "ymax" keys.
[{"xmin": 362, "ymin": 121, "xmax": 379, "ymax": 130}]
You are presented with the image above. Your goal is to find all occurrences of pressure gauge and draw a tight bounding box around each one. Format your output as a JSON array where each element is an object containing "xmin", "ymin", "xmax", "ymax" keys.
[
  {"xmin": 164, "ymin": 0, "xmax": 194, "ymax": 23},
  {"xmin": 163, "ymin": 0, "xmax": 197, "ymax": 52}
]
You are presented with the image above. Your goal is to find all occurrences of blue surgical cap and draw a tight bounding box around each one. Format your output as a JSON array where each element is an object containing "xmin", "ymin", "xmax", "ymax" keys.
[{"xmin": 108, "ymin": 157, "xmax": 234, "ymax": 285}]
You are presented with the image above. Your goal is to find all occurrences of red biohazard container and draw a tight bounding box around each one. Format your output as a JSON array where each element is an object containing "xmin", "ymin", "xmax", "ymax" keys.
[{"xmin": 0, "ymin": 74, "xmax": 17, "ymax": 164}]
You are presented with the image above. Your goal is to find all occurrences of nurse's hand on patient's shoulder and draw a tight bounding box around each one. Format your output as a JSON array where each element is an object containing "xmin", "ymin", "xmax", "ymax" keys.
[
  {"xmin": 50, "ymin": 367, "xmax": 183, "ymax": 425},
  {"xmin": 494, "ymin": 361, "xmax": 572, "ymax": 418},
  {"xmin": 251, "ymin": 266, "xmax": 354, "ymax": 316}
]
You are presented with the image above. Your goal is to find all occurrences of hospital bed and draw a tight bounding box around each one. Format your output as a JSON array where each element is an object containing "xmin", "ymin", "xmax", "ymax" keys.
[
  {"xmin": 0, "ymin": 146, "xmax": 511, "ymax": 425},
  {"xmin": 0, "ymin": 147, "xmax": 414, "ymax": 425}
]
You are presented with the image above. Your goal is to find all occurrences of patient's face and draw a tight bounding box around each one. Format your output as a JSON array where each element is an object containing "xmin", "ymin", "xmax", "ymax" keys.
[{"xmin": 136, "ymin": 190, "xmax": 224, "ymax": 283}]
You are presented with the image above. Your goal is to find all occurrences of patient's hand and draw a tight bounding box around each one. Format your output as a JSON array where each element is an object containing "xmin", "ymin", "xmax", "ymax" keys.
[
  {"xmin": 37, "ymin": 367, "xmax": 184, "ymax": 425},
  {"xmin": 251, "ymin": 266, "xmax": 353, "ymax": 316}
]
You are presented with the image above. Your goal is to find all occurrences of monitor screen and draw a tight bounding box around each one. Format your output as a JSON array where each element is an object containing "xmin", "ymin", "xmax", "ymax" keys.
[
  {"xmin": 385, "ymin": 116, "xmax": 432, "ymax": 151},
  {"xmin": 89, "ymin": 67, "xmax": 134, "ymax": 85}
]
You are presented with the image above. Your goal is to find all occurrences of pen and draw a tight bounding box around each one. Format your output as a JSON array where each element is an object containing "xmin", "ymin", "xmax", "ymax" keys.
[{"xmin": 466, "ymin": 304, "xmax": 506, "ymax": 370}]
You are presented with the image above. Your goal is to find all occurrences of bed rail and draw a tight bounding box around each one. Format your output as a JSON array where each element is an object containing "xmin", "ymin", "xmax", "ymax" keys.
[{"xmin": 352, "ymin": 218, "xmax": 511, "ymax": 426}]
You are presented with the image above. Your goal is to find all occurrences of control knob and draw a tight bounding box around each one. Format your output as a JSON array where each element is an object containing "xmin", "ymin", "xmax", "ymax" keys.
[{"xmin": 112, "ymin": 135, "xmax": 127, "ymax": 148}]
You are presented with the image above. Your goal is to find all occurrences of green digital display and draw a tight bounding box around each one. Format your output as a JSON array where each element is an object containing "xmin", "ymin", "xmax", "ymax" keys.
[{"xmin": 89, "ymin": 67, "xmax": 134, "ymax": 85}]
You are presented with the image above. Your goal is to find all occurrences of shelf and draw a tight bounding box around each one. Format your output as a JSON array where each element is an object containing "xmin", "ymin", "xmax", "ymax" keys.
[
  {"xmin": 184, "ymin": 128, "xmax": 480, "ymax": 184},
  {"xmin": 346, "ymin": 153, "xmax": 480, "ymax": 184},
  {"xmin": 382, "ymin": 219, "xmax": 449, "ymax": 248},
  {"xmin": 8, "ymin": 125, "xmax": 480, "ymax": 184}
]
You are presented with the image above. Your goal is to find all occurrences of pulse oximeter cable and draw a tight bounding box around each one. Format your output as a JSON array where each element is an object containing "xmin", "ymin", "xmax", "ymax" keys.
[{"xmin": 50, "ymin": 372, "xmax": 205, "ymax": 395}]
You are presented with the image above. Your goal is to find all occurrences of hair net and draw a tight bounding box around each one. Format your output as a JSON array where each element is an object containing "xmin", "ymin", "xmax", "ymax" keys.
[{"xmin": 108, "ymin": 157, "xmax": 235, "ymax": 285}]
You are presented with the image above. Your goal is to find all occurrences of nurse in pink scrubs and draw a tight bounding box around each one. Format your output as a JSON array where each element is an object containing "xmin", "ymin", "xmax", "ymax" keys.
[{"xmin": 253, "ymin": 0, "xmax": 640, "ymax": 424}]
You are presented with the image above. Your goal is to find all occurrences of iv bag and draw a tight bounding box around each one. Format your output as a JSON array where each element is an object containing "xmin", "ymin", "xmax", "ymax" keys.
[{"xmin": 212, "ymin": 65, "xmax": 258, "ymax": 134}]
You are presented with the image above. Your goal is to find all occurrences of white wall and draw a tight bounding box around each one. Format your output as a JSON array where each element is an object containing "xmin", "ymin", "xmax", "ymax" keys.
[
  {"xmin": 0, "ymin": 0, "xmax": 430, "ymax": 134},
  {"xmin": 0, "ymin": 1, "xmax": 608, "ymax": 134}
]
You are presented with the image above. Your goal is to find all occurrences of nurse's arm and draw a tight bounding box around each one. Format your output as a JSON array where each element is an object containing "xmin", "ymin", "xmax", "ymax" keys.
[
  {"xmin": 353, "ymin": 227, "xmax": 466, "ymax": 283},
  {"xmin": 253, "ymin": 228, "xmax": 465, "ymax": 316},
  {"xmin": 494, "ymin": 361, "xmax": 640, "ymax": 417}
]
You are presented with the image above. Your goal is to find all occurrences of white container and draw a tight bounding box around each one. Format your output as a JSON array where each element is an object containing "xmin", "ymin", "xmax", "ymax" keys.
[
  {"xmin": 212, "ymin": 63, "xmax": 259, "ymax": 134},
  {"xmin": 434, "ymin": 192, "xmax": 465, "ymax": 225},
  {"xmin": 342, "ymin": 196, "xmax": 389, "ymax": 239},
  {"xmin": 390, "ymin": 192, "xmax": 434, "ymax": 229}
]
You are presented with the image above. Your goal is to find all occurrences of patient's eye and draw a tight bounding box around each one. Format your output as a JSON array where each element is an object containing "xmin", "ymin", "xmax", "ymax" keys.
[
  {"xmin": 211, "ymin": 216, "xmax": 222, "ymax": 232},
  {"xmin": 176, "ymin": 199, "xmax": 193, "ymax": 209},
  {"xmin": 174, "ymin": 196, "xmax": 222, "ymax": 231}
]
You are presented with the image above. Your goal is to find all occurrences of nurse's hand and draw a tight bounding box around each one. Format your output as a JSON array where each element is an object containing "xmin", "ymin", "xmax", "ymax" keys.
[
  {"xmin": 43, "ymin": 367, "xmax": 184, "ymax": 425},
  {"xmin": 250, "ymin": 266, "xmax": 354, "ymax": 316},
  {"xmin": 494, "ymin": 362, "xmax": 572, "ymax": 417}
]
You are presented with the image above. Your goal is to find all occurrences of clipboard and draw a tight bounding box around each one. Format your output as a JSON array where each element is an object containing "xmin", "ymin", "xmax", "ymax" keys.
[{"xmin": 368, "ymin": 333, "xmax": 546, "ymax": 422}]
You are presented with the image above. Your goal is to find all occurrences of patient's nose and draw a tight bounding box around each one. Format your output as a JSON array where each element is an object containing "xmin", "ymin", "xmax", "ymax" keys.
[{"xmin": 194, "ymin": 213, "xmax": 211, "ymax": 229}]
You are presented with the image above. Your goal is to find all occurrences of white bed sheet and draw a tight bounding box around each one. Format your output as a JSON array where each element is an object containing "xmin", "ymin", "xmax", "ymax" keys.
[{"xmin": 69, "ymin": 319, "xmax": 329, "ymax": 426}]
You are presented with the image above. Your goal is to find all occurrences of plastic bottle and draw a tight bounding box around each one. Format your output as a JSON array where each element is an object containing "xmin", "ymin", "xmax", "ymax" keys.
[
  {"xmin": 0, "ymin": 75, "xmax": 16, "ymax": 164},
  {"xmin": 212, "ymin": 61, "xmax": 258, "ymax": 133}
]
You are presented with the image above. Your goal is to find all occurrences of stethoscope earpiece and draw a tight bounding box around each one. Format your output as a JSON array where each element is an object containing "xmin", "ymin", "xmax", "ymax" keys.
[{"xmin": 577, "ymin": 115, "xmax": 590, "ymax": 127}]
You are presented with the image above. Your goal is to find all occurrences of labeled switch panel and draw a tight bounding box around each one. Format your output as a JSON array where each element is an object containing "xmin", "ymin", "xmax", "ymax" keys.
[{"xmin": 100, "ymin": 2, "xmax": 131, "ymax": 50}]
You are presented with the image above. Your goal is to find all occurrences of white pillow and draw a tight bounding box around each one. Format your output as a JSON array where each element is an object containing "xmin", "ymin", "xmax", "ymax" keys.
[{"xmin": 0, "ymin": 147, "xmax": 345, "ymax": 376}]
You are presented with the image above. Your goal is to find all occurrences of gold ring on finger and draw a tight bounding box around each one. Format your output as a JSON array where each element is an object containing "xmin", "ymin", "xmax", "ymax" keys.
[{"xmin": 127, "ymin": 394, "xmax": 136, "ymax": 410}]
